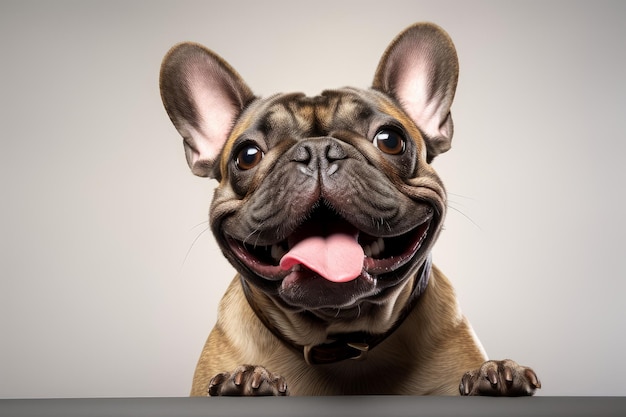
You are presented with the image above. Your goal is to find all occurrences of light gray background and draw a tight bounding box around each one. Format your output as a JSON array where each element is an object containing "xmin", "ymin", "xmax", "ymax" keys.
[{"xmin": 1, "ymin": 0, "xmax": 624, "ymax": 398}]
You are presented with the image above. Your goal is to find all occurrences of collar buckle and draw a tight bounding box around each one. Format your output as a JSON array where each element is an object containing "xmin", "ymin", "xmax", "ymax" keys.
[
  {"xmin": 346, "ymin": 342, "xmax": 369, "ymax": 361},
  {"xmin": 304, "ymin": 340, "xmax": 370, "ymax": 366}
]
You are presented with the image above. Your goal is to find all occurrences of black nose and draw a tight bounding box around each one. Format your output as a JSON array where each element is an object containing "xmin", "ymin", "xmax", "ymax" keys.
[{"xmin": 291, "ymin": 138, "xmax": 348, "ymax": 177}]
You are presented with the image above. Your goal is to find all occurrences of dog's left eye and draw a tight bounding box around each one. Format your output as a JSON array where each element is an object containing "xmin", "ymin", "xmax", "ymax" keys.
[
  {"xmin": 235, "ymin": 144, "xmax": 264, "ymax": 170},
  {"xmin": 373, "ymin": 128, "xmax": 406, "ymax": 155}
]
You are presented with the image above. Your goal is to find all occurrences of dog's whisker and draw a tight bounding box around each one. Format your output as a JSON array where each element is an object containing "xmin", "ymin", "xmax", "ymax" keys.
[
  {"xmin": 446, "ymin": 191, "xmax": 478, "ymax": 202},
  {"xmin": 446, "ymin": 201, "xmax": 482, "ymax": 231},
  {"xmin": 181, "ymin": 223, "xmax": 212, "ymax": 272},
  {"xmin": 188, "ymin": 219, "xmax": 210, "ymax": 231},
  {"xmin": 242, "ymin": 229, "xmax": 260, "ymax": 247},
  {"xmin": 253, "ymin": 228, "xmax": 265, "ymax": 248}
]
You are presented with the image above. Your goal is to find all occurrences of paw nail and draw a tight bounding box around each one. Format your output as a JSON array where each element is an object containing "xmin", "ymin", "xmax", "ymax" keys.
[
  {"xmin": 487, "ymin": 369, "xmax": 498, "ymax": 385},
  {"xmin": 251, "ymin": 372, "xmax": 263, "ymax": 389},
  {"xmin": 234, "ymin": 372, "xmax": 244, "ymax": 386},
  {"xmin": 504, "ymin": 367, "xmax": 513, "ymax": 383},
  {"xmin": 278, "ymin": 380, "xmax": 288, "ymax": 393},
  {"xmin": 526, "ymin": 369, "xmax": 541, "ymax": 388},
  {"xmin": 209, "ymin": 373, "xmax": 225, "ymax": 386},
  {"xmin": 460, "ymin": 376, "xmax": 471, "ymax": 395}
]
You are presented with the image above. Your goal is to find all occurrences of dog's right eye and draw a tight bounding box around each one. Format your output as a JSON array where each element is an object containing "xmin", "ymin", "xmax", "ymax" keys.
[
  {"xmin": 373, "ymin": 128, "xmax": 406, "ymax": 155},
  {"xmin": 235, "ymin": 143, "xmax": 264, "ymax": 170}
]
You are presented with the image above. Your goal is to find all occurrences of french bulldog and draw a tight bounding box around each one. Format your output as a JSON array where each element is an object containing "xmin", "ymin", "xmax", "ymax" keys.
[{"xmin": 159, "ymin": 22, "xmax": 540, "ymax": 396}]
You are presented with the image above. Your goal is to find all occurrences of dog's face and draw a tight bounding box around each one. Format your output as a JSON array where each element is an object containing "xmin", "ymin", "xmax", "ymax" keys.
[
  {"xmin": 210, "ymin": 88, "xmax": 444, "ymax": 314},
  {"xmin": 160, "ymin": 23, "xmax": 458, "ymax": 318}
]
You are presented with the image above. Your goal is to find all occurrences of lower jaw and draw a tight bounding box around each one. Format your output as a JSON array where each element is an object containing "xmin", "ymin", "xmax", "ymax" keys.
[{"xmin": 277, "ymin": 271, "xmax": 380, "ymax": 311}]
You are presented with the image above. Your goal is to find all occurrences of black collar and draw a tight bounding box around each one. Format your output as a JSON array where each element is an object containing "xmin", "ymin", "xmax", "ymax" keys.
[{"xmin": 242, "ymin": 255, "xmax": 432, "ymax": 365}]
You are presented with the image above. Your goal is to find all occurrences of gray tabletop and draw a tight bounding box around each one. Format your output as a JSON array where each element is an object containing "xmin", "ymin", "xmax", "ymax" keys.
[{"xmin": 1, "ymin": 396, "xmax": 625, "ymax": 417}]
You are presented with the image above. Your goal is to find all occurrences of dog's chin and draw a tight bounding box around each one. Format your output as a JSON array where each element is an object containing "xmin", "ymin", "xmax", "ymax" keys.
[{"xmin": 223, "ymin": 215, "xmax": 433, "ymax": 312}]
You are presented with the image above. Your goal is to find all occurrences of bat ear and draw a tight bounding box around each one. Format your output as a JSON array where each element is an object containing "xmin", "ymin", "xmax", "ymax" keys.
[
  {"xmin": 160, "ymin": 43, "xmax": 255, "ymax": 177},
  {"xmin": 373, "ymin": 23, "xmax": 459, "ymax": 161}
]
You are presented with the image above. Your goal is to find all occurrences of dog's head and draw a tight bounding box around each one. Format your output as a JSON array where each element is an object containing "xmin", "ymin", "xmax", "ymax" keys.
[{"xmin": 160, "ymin": 23, "xmax": 458, "ymax": 319}]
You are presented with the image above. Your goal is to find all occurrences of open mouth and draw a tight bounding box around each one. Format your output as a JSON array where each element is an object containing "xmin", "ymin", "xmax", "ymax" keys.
[{"xmin": 226, "ymin": 204, "xmax": 432, "ymax": 284}]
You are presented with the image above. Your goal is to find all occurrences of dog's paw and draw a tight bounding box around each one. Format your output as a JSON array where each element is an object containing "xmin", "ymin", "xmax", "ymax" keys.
[
  {"xmin": 207, "ymin": 365, "xmax": 288, "ymax": 396},
  {"xmin": 459, "ymin": 359, "xmax": 541, "ymax": 396}
]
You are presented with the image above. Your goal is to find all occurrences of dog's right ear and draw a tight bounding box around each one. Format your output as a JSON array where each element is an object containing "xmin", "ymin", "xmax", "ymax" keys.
[
  {"xmin": 160, "ymin": 43, "xmax": 255, "ymax": 178},
  {"xmin": 373, "ymin": 23, "xmax": 459, "ymax": 162}
]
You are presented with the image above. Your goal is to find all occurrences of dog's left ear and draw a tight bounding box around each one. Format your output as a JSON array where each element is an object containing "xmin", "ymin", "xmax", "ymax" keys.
[{"xmin": 373, "ymin": 23, "xmax": 459, "ymax": 161}]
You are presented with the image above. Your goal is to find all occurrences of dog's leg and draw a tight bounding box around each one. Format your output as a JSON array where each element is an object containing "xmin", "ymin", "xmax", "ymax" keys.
[
  {"xmin": 208, "ymin": 365, "xmax": 288, "ymax": 396},
  {"xmin": 459, "ymin": 359, "xmax": 541, "ymax": 396}
]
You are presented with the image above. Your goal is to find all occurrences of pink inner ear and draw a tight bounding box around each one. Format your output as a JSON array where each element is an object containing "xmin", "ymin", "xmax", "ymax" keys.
[
  {"xmin": 183, "ymin": 64, "xmax": 240, "ymax": 175},
  {"xmin": 396, "ymin": 60, "xmax": 445, "ymax": 140}
]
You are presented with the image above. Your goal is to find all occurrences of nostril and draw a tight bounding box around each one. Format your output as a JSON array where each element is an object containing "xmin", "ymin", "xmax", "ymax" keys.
[
  {"xmin": 291, "ymin": 139, "xmax": 347, "ymax": 172},
  {"xmin": 292, "ymin": 144, "xmax": 312, "ymax": 164},
  {"xmin": 326, "ymin": 142, "xmax": 347, "ymax": 162}
]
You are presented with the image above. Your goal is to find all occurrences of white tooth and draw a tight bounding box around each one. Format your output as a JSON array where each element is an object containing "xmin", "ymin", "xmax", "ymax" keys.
[
  {"xmin": 364, "ymin": 238, "xmax": 386, "ymax": 258},
  {"xmin": 271, "ymin": 244, "xmax": 286, "ymax": 261},
  {"xmin": 370, "ymin": 240, "xmax": 380, "ymax": 257}
]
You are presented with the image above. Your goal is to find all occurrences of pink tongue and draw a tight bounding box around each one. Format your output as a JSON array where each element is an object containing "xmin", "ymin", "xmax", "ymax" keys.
[{"xmin": 279, "ymin": 233, "xmax": 364, "ymax": 282}]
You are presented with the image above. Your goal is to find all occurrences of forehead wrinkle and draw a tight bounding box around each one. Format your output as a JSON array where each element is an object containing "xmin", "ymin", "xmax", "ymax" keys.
[
  {"xmin": 260, "ymin": 95, "xmax": 320, "ymax": 139},
  {"xmin": 312, "ymin": 93, "xmax": 337, "ymax": 134},
  {"xmin": 315, "ymin": 90, "xmax": 376, "ymax": 136}
]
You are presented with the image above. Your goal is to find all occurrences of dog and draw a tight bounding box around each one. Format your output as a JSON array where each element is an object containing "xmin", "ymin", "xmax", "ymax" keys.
[{"xmin": 159, "ymin": 22, "xmax": 540, "ymax": 396}]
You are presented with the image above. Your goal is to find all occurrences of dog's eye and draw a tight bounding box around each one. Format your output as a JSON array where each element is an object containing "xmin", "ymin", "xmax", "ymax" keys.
[
  {"xmin": 373, "ymin": 128, "xmax": 406, "ymax": 155},
  {"xmin": 235, "ymin": 144, "xmax": 264, "ymax": 170}
]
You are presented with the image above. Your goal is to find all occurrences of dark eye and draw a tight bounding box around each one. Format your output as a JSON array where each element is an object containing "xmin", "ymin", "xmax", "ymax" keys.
[
  {"xmin": 235, "ymin": 143, "xmax": 264, "ymax": 170},
  {"xmin": 373, "ymin": 128, "xmax": 406, "ymax": 155}
]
